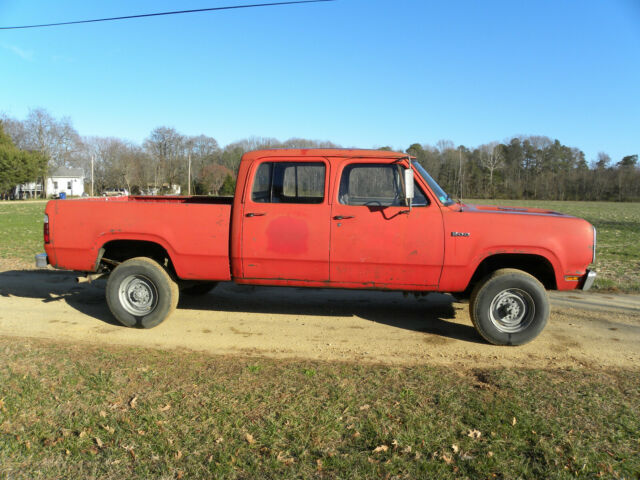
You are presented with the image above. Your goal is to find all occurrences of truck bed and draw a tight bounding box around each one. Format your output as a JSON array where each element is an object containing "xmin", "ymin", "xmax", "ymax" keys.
[{"xmin": 45, "ymin": 196, "xmax": 233, "ymax": 280}]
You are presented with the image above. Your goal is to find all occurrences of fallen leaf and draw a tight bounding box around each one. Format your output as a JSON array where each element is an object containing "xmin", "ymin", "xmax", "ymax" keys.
[
  {"xmin": 0, "ymin": 398, "xmax": 5, "ymax": 412},
  {"xmin": 352, "ymin": 431, "xmax": 360, "ymax": 439},
  {"xmin": 245, "ymin": 433, "xmax": 255, "ymax": 444},
  {"xmin": 44, "ymin": 437, "xmax": 63, "ymax": 447},
  {"xmin": 129, "ymin": 395, "xmax": 138, "ymax": 409},
  {"xmin": 461, "ymin": 453, "xmax": 474, "ymax": 461},
  {"xmin": 451, "ymin": 444, "xmax": 460, "ymax": 453},
  {"xmin": 175, "ymin": 450, "xmax": 182, "ymax": 460},
  {"xmin": 442, "ymin": 453, "xmax": 454, "ymax": 464},
  {"xmin": 95, "ymin": 437, "xmax": 103, "ymax": 449},
  {"xmin": 137, "ymin": 430, "xmax": 146, "ymax": 436},
  {"xmin": 512, "ymin": 417, "xmax": 517, "ymax": 426},
  {"xmin": 25, "ymin": 440, "xmax": 31, "ymax": 450},
  {"xmin": 414, "ymin": 452, "xmax": 422, "ymax": 460},
  {"xmin": 403, "ymin": 446, "xmax": 412, "ymax": 454},
  {"xmin": 123, "ymin": 445, "xmax": 136, "ymax": 460},
  {"xmin": 88, "ymin": 447, "xmax": 98, "ymax": 455},
  {"xmin": 467, "ymin": 429, "xmax": 482, "ymax": 439},
  {"xmin": 487, "ymin": 451, "xmax": 494, "ymax": 457},
  {"xmin": 78, "ymin": 431, "xmax": 87, "ymax": 438},
  {"xmin": 215, "ymin": 437, "xmax": 224, "ymax": 444},
  {"xmin": 372, "ymin": 445, "xmax": 389, "ymax": 453},
  {"xmin": 99, "ymin": 410, "xmax": 107, "ymax": 418},
  {"xmin": 207, "ymin": 455, "xmax": 213, "ymax": 463},
  {"xmin": 176, "ymin": 471, "xmax": 183, "ymax": 480},
  {"xmin": 367, "ymin": 457, "xmax": 379, "ymax": 464},
  {"xmin": 159, "ymin": 404, "xmax": 171, "ymax": 412},
  {"xmin": 316, "ymin": 459, "xmax": 323, "ymax": 471},
  {"xmin": 359, "ymin": 404, "xmax": 370, "ymax": 411},
  {"xmin": 65, "ymin": 449, "xmax": 70, "ymax": 456},
  {"xmin": 102, "ymin": 425, "xmax": 115, "ymax": 434},
  {"xmin": 277, "ymin": 452, "xmax": 295, "ymax": 465},
  {"xmin": 392, "ymin": 439, "xmax": 399, "ymax": 449}
]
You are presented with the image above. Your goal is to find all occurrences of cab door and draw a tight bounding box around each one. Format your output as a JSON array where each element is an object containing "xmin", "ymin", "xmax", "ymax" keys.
[
  {"xmin": 329, "ymin": 161, "xmax": 444, "ymax": 288},
  {"xmin": 241, "ymin": 158, "xmax": 331, "ymax": 282}
]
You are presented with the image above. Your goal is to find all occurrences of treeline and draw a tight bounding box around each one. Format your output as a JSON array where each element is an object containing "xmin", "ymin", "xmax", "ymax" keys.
[
  {"xmin": 0, "ymin": 122, "xmax": 47, "ymax": 196},
  {"xmin": 406, "ymin": 139, "xmax": 639, "ymax": 202},
  {"xmin": 1, "ymin": 108, "xmax": 638, "ymax": 201}
]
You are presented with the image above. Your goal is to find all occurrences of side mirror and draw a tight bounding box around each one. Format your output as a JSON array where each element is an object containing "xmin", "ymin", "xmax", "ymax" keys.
[{"xmin": 404, "ymin": 168, "xmax": 414, "ymax": 201}]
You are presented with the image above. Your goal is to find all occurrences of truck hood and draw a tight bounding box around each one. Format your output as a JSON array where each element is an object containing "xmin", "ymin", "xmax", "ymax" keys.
[{"xmin": 453, "ymin": 203, "xmax": 570, "ymax": 218}]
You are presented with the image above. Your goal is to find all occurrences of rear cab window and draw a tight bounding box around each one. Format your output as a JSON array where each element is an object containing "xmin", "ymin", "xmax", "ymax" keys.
[{"xmin": 251, "ymin": 161, "xmax": 326, "ymax": 204}]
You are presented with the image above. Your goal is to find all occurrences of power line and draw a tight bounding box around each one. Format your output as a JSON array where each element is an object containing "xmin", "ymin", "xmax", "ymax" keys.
[{"xmin": 0, "ymin": 0, "xmax": 335, "ymax": 30}]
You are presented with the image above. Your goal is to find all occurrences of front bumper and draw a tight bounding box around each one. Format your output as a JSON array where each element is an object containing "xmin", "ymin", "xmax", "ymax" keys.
[
  {"xmin": 35, "ymin": 252, "xmax": 48, "ymax": 268},
  {"xmin": 581, "ymin": 269, "xmax": 596, "ymax": 291}
]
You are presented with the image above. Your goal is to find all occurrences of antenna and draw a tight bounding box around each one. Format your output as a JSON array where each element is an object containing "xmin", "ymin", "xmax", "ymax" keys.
[{"xmin": 459, "ymin": 146, "xmax": 464, "ymax": 210}]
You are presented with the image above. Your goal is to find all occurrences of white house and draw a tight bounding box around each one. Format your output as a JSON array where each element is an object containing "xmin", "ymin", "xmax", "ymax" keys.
[
  {"xmin": 13, "ymin": 181, "xmax": 43, "ymax": 199},
  {"xmin": 46, "ymin": 167, "xmax": 85, "ymax": 197},
  {"xmin": 13, "ymin": 167, "xmax": 85, "ymax": 199}
]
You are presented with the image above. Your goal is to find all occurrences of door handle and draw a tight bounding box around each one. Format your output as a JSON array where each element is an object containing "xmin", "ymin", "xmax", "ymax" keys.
[
  {"xmin": 246, "ymin": 212, "xmax": 266, "ymax": 217},
  {"xmin": 333, "ymin": 215, "xmax": 355, "ymax": 220}
]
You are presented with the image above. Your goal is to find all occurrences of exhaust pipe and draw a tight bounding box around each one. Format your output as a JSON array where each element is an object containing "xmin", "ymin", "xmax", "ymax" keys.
[{"xmin": 76, "ymin": 273, "xmax": 107, "ymax": 284}]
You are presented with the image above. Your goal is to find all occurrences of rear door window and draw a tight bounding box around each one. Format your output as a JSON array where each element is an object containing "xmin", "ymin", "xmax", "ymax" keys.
[{"xmin": 251, "ymin": 162, "xmax": 325, "ymax": 204}]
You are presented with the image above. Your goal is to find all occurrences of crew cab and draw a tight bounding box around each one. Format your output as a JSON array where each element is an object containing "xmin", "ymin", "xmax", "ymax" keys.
[{"xmin": 39, "ymin": 149, "xmax": 597, "ymax": 345}]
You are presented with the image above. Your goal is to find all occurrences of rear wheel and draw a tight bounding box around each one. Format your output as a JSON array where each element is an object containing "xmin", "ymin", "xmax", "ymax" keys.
[
  {"xmin": 106, "ymin": 257, "xmax": 179, "ymax": 328},
  {"xmin": 469, "ymin": 268, "xmax": 549, "ymax": 346}
]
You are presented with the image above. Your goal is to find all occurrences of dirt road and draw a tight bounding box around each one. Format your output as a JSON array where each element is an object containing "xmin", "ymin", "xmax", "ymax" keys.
[{"xmin": 1, "ymin": 264, "xmax": 639, "ymax": 369}]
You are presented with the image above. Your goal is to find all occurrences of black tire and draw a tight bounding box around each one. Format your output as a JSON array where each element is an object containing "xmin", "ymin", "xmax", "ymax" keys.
[
  {"xmin": 180, "ymin": 281, "xmax": 218, "ymax": 296},
  {"xmin": 106, "ymin": 257, "xmax": 179, "ymax": 328},
  {"xmin": 469, "ymin": 268, "xmax": 549, "ymax": 346}
]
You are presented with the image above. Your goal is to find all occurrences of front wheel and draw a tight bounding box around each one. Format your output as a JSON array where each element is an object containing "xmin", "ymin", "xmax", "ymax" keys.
[
  {"xmin": 106, "ymin": 257, "xmax": 179, "ymax": 328},
  {"xmin": 469, "ymin": 268, "xmax": 549, "ymax": 346}
]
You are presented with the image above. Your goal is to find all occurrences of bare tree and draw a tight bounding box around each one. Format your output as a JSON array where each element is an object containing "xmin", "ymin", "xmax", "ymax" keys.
[
  {"xmin": 480, "ymin": 142, "xmax": 503, "ymax": 196},
  {"xmin": 3, "ymin": 109, "xmax": 82, "ymax": 196},
  {"xmin": 22, "ymin": 108, "xmax": 82, "ymax": 169},
  {"xmin": 144, "ymin": 127, "xmax": 187, "ymax": 192}
]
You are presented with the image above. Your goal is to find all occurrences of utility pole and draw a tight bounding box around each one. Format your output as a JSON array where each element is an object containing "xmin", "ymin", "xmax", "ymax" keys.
[
  {"xmin": 91, "ymin": 154, "xmax": 95, "ymax": 197},
  {"xmin": 459, "ymin": 146, "xmax": 463, "ymax": 201},
  {"xmin": 187, "ymin": 152, "xmax": 191, "ymax": 196}
]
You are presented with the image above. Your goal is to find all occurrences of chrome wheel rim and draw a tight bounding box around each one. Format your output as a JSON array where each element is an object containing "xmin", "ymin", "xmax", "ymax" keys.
[
  {"xmin": 118, "ymin": 275, "xmax": 158, "ymax": 316},
  {"xmin": 489, "ymin": 288, "xmax": 534, "ymax": 333}
]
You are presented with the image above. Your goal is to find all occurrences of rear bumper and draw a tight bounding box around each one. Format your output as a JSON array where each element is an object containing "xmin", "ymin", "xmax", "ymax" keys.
[
  {"xmin": 581, "ymin": 269, "xmax": 596, "ymax": 291},
  {"xmin": 35, "ymin": 252, "xmax": 48, "ymax": 268}
]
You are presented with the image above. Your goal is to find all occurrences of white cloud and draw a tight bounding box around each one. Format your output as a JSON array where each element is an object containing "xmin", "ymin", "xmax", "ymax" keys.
[{"xmin": 1, "ymin": 43, "xmax": 34, "ymax": 61}]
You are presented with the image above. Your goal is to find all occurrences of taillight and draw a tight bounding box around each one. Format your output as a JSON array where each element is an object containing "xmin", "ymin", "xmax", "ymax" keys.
[{"xmin": 44, "ymin": 214, "xmax": 50, "ymax": 244}]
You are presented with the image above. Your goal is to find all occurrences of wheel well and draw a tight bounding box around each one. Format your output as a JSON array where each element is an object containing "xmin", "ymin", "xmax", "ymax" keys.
[
  {"xmin": 99, "ymin": 240, "xmax": 173, "ymax": 273},
  {"xmin": 465, "ymin": 254, "xmax": 556, "ymax": 296}
]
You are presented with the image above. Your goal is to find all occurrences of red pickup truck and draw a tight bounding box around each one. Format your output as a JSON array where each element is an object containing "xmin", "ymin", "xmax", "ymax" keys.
[{"xmin": 39, "ymin": 149, "xmax": 596, "ymax": 345}]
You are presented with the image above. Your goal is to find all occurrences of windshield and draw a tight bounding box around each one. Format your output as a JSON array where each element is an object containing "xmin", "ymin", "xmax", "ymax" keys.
[{"xmin": 411, "ymin": 160, "xmax": 455, "ymax": 206}]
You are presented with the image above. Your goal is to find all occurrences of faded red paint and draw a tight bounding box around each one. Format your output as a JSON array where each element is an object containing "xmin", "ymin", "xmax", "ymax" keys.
[
  {"xmin": 44, "ymin": 148, "xmax": 595, "ymax": 293},
  {"xmin": 266, "ymin": 217, "xmax": 309, "ymax": 255}
]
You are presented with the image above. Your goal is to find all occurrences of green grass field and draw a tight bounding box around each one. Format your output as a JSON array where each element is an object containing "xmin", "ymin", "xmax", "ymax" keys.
[
  {"xmin": 468, "ymin": 199, "xmax": 640, "ymax": 292},
  {"xmin": 1, "ymin": 339, "xmax": 638, "ymax": 479},
  {"xmin": 1, "ymin": 199, "xmax": 638, "ymax": 291},
  {"xmin": 0, "ymin": 201, "xmax": 46, "ymax": 264},
  {"xmin": 1, "ymin": 200, "xmax": 639, "ymax": 478}
]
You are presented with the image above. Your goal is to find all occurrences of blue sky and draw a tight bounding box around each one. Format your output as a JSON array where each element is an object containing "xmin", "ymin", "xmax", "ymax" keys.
[{"xmin": 1, "ymin": 0, "xmax": 638, "ymax": 162}]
